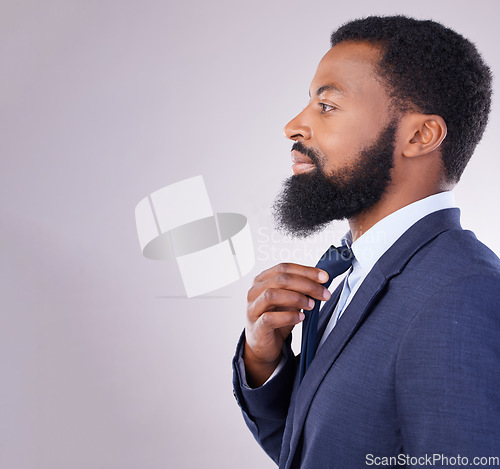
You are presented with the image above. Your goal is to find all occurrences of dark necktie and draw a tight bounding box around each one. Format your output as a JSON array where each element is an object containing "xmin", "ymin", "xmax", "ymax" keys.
[{"xmin": 298, "ymin": 244, "xmax": 353, "ymax": 383}]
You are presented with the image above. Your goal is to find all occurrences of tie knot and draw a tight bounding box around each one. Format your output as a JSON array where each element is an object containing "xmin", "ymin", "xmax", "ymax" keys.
[
  {"xmin": 339, "ymin": 243, "xmax": 354, "ymax": 261},
  {"xmin": 316, "ymin": 244, "xmax": 354, "ymax": 288}
]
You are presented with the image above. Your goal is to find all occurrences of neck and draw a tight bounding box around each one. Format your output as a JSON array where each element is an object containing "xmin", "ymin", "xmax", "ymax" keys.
[{"xmin": 347, "ymin": 185, "xmax": 452, "ymax": 241}]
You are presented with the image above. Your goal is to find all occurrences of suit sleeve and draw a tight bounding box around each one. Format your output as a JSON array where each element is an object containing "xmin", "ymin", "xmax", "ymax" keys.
[
  {"xmin": 396, "ymin": 273, "xmax": 500, "ymax": 458},
  {"xmin": 232, "ymin": 330, "xmax": 297, "ymax": 464}
]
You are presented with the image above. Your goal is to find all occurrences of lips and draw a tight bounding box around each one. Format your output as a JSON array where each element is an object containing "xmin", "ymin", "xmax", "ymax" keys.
[{"xmin": 291, "ymin": 150, "xmax": 316, "ymax": 175}]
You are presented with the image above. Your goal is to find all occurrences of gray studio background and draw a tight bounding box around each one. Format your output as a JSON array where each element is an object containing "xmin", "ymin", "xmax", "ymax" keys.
[{"xmin": 2, "ymin": 1, "xmax": 499, "ymax": 468}]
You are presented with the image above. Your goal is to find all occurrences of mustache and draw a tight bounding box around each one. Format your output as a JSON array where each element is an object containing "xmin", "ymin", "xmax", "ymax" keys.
[{"xmin": 291, "ymin": 142, "xmax": 322, "ymax": 166}]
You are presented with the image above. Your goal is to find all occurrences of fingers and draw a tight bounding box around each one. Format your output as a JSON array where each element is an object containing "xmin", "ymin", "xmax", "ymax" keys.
[
  {"xmin": 255, "ymin": 262, "xmax": 329, "ymax": 284},
  {"xmin": 244, "ymin": 262, "xmax": 333, "ymax": 369},
  {"xmin": 248, "ymin": 264, "xmax": 331, "ymax": 304},
  {"xmin": 257, "ymin": 310, "xmax": 306, "ymax": 330},
  {"xmin": 244, "ymin": 310, "xmax": 304, "ymax": 361},
  {"xmin": 249, "ymin": 288, "xmax": 315, "ymax": 322}
]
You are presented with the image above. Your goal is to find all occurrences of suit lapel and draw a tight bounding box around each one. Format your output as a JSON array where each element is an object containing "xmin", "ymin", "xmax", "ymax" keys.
[{"xmin": 284, "ymin": 208, "xmax": 462, "ymax": 468}]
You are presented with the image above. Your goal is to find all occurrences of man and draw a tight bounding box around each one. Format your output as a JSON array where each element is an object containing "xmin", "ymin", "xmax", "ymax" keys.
[{"xmin": 232, "ymin": 15, "xmax": 500, "ymax": 469}]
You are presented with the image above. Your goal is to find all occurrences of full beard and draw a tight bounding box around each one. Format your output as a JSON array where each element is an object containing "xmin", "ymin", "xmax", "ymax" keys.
[{"xmin": 273, "ymin": 123, "xmax": 397, "ymax": 238}]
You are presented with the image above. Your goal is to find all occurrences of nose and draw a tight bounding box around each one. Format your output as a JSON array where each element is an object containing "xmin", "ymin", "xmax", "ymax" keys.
[{"xmin": 283, "ymin": 108, "xmax": 312, "ymax": 141}]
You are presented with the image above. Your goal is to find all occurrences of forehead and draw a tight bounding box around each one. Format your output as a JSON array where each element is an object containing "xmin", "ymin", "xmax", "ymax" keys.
[{"xmin": 310, "ymin": 41, "xmax": 386, "ymax": 98}]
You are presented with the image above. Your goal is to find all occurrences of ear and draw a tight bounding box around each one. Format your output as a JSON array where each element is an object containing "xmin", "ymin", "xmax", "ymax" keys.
[{"xmin": 400, "ymin": 114, "xmax": 447, "ymax": 158}]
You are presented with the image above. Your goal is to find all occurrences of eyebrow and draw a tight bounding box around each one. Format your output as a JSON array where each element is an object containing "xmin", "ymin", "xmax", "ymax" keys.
[{"xmin": 309, "ymin": 83, "xmax": 346, "ymax": 97}]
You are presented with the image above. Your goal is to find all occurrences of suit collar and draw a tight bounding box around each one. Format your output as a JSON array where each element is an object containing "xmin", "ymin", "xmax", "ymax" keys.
[
  {"xmin": 377, "ymin": 207, "xmax": 461, "ymax": 278},
  {"xmin": 283, "ymin": 208, "xmax": 462, "ymax": 468},
  {"xmin": 349, "ymin": 191, "xmax": 456, "ymax": 276}
]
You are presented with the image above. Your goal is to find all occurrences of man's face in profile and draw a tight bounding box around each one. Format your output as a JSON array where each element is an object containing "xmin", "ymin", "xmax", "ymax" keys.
[{"xmin": 273, "ymin": 42, "xmax": 400, "ymax": 238}]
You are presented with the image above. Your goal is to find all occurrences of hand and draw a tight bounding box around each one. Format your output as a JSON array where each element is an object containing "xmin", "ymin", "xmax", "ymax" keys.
[{"xmin": 243, "ymin": 263, "xmax": 331, "ymax": 387}]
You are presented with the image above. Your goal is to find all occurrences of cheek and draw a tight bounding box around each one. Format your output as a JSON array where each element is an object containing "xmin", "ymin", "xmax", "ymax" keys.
[{"xmin": 317, "ymin": 115, "xmax": 380, "ymax": 170}]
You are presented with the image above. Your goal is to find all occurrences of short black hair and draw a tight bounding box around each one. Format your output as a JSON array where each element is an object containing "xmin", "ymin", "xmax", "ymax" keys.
[{"xmin": 330, "ymin": 16, "xmax": 493, "ymax": 183}]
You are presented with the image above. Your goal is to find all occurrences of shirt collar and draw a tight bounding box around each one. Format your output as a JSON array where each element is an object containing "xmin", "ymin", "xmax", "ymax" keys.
[{"xmin": 344, "ymin": 191, "xmax": 456, "ymax": 277}]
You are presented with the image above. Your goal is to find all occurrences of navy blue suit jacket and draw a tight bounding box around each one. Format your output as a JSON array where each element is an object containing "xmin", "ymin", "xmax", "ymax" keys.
[{"xmin": 233, "ymin": 209, "xmax": 500, "ymax": 468}]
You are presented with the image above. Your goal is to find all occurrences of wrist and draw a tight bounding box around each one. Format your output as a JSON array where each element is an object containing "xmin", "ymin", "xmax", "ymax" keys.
[{"xmin": 243, "ymin": 341, "xmax": 282, "ymax": 388}]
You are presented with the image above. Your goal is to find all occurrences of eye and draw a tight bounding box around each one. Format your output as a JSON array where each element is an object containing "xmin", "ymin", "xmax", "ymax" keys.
[{"xmin": 319, "ymin": 102, "xmax": 336, "ymax": 113}]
